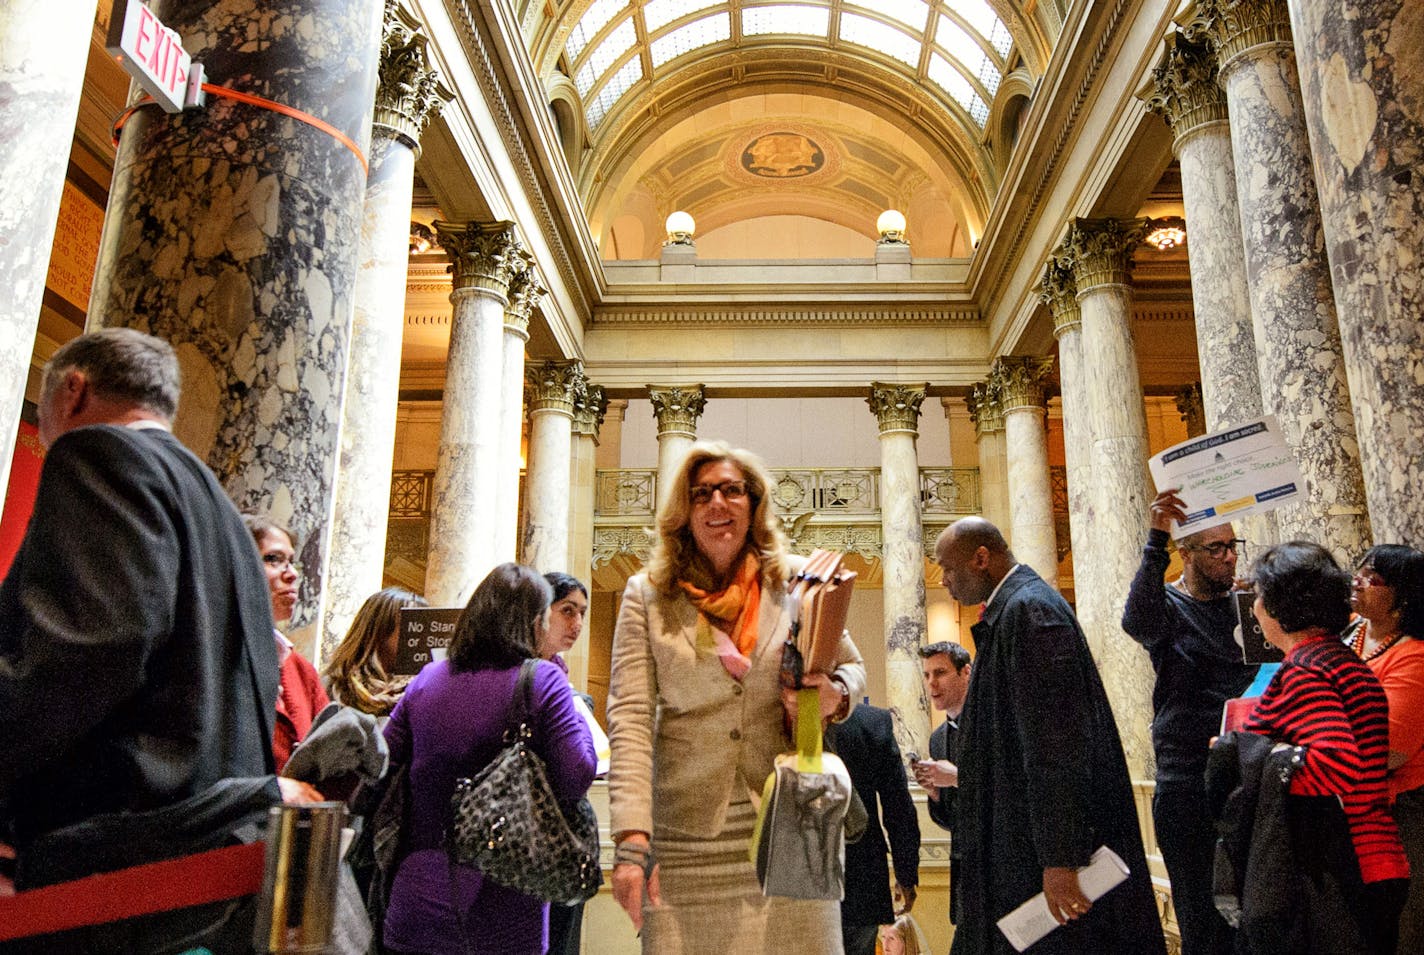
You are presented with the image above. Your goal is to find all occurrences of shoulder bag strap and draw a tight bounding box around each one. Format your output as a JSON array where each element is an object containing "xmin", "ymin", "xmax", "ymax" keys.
[{"xmin": 506, "ymin": 658, "xmax": 540, "ymax": 740}]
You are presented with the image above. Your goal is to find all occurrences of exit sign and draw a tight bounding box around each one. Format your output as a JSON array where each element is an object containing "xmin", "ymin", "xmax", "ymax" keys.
[{"xmin": 105, "ymin": 0, "xmax": 204, "ymax": 113}]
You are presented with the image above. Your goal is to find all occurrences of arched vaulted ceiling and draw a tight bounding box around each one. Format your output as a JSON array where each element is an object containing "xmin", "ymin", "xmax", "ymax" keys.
[{"xmin": 521, "ymin": 0, "xmax": 1057, "ymax": 259}]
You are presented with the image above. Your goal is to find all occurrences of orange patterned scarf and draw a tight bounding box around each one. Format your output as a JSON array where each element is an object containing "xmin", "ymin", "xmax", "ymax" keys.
[{"xmin": 679, "ymin": 551, "xmax": 763, "ymax": 663}]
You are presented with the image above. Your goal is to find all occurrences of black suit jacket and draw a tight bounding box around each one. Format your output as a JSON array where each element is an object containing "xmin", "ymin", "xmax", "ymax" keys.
[
  {"xmin": 927, "ymin": 714, "xmax": 960, "ymax": 832},
  {"xmin": 953, "ymin": 566, "xmax": 1165, "ymax": 955},
  {"xmin": 827, "ymin": 703, "xmax": 920, "ymax": 927},
  {"xmin": 0, "ymin": 425, "xmax": 279, "ymax": 880}
]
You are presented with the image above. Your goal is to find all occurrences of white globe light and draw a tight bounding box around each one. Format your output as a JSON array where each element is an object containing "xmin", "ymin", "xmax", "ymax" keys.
[
  {"xmin": 876, "ymin": 209, "xmax": 907, "ymax": 238},
  {"xmin": 665, "ymin": 210, "xmax": 696, "ymax": 237}
]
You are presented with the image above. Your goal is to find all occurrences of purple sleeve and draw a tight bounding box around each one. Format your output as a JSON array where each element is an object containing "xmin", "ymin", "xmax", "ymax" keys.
[{"xmin": 530, "ymin": 661, "xmax": 597, "ymax": 805}]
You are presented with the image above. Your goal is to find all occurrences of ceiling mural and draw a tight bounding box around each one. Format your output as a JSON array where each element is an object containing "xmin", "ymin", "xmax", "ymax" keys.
[{"xmin": 741, "ymin": 132, "xmax": 825, "ymax": 179}]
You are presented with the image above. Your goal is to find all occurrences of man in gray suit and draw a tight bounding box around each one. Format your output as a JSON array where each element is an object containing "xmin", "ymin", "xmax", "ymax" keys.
[{"xmin": 0, "ymin": 329, "xmax": 313, "ymax": 951}]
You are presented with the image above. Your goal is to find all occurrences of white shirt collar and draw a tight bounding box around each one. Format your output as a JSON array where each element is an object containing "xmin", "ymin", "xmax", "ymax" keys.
[
  {"xmin": 125, "ymin": 419, "xmax": 171, "ymax": 432},
  {"xmin": 984, "ymin": 564, "xmax": 1022, "ymax": 612},
  {"xmin": 273, "ymin": 629, "xmax": 293, "ymax": 665}
]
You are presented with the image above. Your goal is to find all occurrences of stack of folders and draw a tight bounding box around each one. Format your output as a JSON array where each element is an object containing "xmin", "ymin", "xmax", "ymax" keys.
[{"xmin": 787, "ymin": 549, "xmax": 857, "ymax": 676}]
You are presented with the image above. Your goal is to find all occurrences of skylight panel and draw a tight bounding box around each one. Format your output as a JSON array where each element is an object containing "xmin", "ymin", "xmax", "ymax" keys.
[
  {"xmin": 566, "ymin": 0, "xmax": 628, "ymax": 62},
  {"xmin": 839, "ymin": 12, "xmax": 920, "ymax": 69},
  {"xmin": 849, "ymin": 0, "xmax": 928, "ymax": 32},
  {"xmin": 644, "ymin": 0, "xmax": 721, "ymax": 34},
  {"xmin": 986, "ymin": 19, "xmax": 1013, "ymax": 57},
  {"xmin": 587, "ymin": 57, "xmax": 643, "ymax": 129},
  {"xmin": 937, "ymin": 15, "xmax": 988, "ymax": 67},
  {"xmin": 928, "ymin": 51, "xmax": 988, "ymax": 124},
  {"xmin": 950, "ymin": 0, "xmax": 1000, "ymax": 39},
  {"xmin": 650, "ymin": 13, "xmax": 731, "ymax": 68},
  {"xmin": 742, "ymin": 5, "xmax": 830, "ymax": 37},
  {"xmin": 576, "ymin": 18, "xmax": 636, "ymax": 96}
]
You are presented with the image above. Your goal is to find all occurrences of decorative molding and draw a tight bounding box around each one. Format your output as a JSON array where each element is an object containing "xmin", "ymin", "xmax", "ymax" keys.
[
  {"xmin": 526, "ymin": 359, "xmax": 585, "ymax": 415},
  {"xmin": 1174, "ymin": 382, "xmax": 1207, "ymax": 437},
  {"xmin": 592, "ymin": 525, "xmax": 654, "ymax": 568},
  {"xmin": 966, "ymin": 379, "xmax": 1005, "ymax": 436},
  {"xmin": 572, "ymin": 382, "xmax": 608, "ymax": 438},
  {"xmin": 992, "ymin": 356, "xmax": 1055, "ymax": 412},
  {"xmin": 374, "ymin": 0, "xmax": 453, "ymax": 155},
  {"xmin": 1142, "ymin": 31, "xmax": 1229, "ymax": 147},
  {"xmin": 647, "ymin": 385, "xmax": 707, "ymax": 437},
  {"xmin": 797, "ymin": 524, "xmax": 884, "ymax": 561},
  {"xmin": 868, "ymin": 382, "xmax": 928, "ymax": 434},
  {"xmin": 1040, "ymin": 248, "xmax": 1081, "ymax": 337},
  {"xmin": 434, "ymin": 220, "xmax": 530, "ymax": 295},
  {"xmin": 590, "ymin": 305, "xmax": 981, "ymax": 327},
  {"xmin": 1064, "ymin": 217, "xmax": 1150, "ymax": 291}
]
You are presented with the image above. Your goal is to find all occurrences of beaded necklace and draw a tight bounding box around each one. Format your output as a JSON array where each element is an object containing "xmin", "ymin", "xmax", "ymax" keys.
[{"xmin": 1349, "ymin": 621, "xmax": 1403, "ymax": 662}]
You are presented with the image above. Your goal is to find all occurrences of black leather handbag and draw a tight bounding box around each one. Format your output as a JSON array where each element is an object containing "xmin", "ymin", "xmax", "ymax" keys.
[{"xmin": 445, "ymin": 659, "xmax": 602, "ymax": 904}]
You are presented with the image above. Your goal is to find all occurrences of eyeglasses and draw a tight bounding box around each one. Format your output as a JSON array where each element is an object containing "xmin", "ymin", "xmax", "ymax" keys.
[
  {"xmin": 262, "ymin": 553, "xmax": 302, "ymax": 574},
  {"xmin": 1186, "ymin": 539, "xmax": 1246, "ymax": 559},
  {"xmin": 1353, "ymin": 569, "xmax": 1388, "ymax": 588},
  {"xmin": 689, "ymin": 480, "xmax": 750, "ymax": 505}
]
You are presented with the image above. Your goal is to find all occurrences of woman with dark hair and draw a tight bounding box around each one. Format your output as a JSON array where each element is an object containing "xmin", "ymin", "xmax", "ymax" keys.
[
  {"xmin": 324, "ymin": 587, "xmax": 429, "ymax": 720},
  {"xmin": 1346, "ymin": 544, "xmax": 1424, "ymax": 952},
  {"xmin": 242, "ymin": 512, "xmax": 329, "ymax": 771},
  {"xmin": 381, "ymin": 563, "xmax": 595, "ymax": 955},
  {"xmin": 1241, "ymin": 541, "xmax": 1409, "ymax": 954},
  {"xmin": 607, "ymin": 441, "xmax": 865, "ymax": 953}
]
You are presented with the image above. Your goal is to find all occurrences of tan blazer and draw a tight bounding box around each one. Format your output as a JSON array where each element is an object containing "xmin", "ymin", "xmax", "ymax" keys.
[{"xmin": 607, "ymin": 564, "xmax": 866, "ymax": 842}]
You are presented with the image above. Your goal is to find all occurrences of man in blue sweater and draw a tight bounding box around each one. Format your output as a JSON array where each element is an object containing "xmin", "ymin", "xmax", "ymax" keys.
[{"xmin": 1121, "ymin": 488, "xmax": 1258, "ymax": 955}]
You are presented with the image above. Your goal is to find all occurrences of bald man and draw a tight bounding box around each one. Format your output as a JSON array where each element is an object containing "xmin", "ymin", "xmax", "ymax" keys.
[{"xmin": 933, "ymin": 517, "xmax": 1164, "ymax": 955}]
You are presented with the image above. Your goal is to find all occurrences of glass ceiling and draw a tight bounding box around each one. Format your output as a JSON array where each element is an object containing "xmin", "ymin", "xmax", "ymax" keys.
[{"xmin": 565, "ymin": 0, "xmax": 1014, "ymax": 132}]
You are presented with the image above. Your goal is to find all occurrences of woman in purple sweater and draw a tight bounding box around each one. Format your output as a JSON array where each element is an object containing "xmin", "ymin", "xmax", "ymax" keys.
[{"xmin": 382, "ymin": 563, "xmax": 597, "ymax": 955}]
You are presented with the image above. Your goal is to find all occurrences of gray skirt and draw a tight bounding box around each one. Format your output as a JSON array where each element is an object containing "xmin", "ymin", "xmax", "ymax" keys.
[{"xmin": 641, "ymin": 796, "xmax": 844, "ymax": 955}]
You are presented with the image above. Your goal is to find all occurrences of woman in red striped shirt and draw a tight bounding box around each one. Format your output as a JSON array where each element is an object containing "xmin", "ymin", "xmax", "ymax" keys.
[{"xmin": 1244, "ymin": 541, "xmax": 1409, "ymax": 955}]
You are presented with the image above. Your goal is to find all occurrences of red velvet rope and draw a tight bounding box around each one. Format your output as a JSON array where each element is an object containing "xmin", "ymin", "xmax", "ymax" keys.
[
  {"xmin": 111, "ymin": 84, "xmax": 369, "ymax": 176},
  {"xmin": 0, "ymin": 842, "xmax": 266, "ymax": 941}
]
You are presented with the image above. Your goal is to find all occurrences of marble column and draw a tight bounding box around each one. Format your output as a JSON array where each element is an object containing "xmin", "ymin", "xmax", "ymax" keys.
[
  {"xmin": 87, "ymin": 0, "xmax": 385, "ymax": 653},
  {"xmin": 1195, "ymin": 0, "xmax": 1372, "ymax": 559},
  {"xmin": 322, "ymin": 1, "xmax": 451, "ymax": 662},
  {"xmin": 868, "ymin": 383, "xmax": 931, "ymax": 759},
  {"xmin": 1285, "ymin": 0, "xmax": 1424, "ymax": 544},
  {"xmin": 648, "ymin": 385, "xmax": 706, "ymax": 507},
  {"xmin": 496, "ymin": 265, "xmax": 545, "ymax": 564},
  {"xmin": 424, "ymin": 222, "xmax": 529, "ymax": 605},
  {"xmin": 991, "ymin": 357, "xmax": 1059, "ymax": 585},
  {"xmin": 1146, "ymin": 29, "xmax": 1282, "ymax": 551},
  {"xmin": 523, "ymin": 359, "xmax": 585, "ymax": 572},
  {"xmin": 565, "ymin": 382, "xmax": 606, "ymax": 690},
  {"xmin": 965, "ymin": 380, "xmax": 1009, "ymax": 532},
  {"xmin": 1064, "ymin": 217, "xmax": 1157, "ymax": 779},
  {"xmin": 0, "ymin": 0, "xmax": 95, "ymax": 503},
  {"xmin": 1041, "ymin": 253, "xmax": 1096, "ymax": 632}
]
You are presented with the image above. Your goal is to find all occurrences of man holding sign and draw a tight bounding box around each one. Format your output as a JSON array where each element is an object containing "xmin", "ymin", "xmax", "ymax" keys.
[{"xmin": 1122, "ymin": 489, "xmax": 1258, "ymax": 955}]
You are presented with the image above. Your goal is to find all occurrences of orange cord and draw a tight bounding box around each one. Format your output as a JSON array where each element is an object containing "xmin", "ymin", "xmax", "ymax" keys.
[{"xmin": 111, "ymin": 83, "xmax": 368, "ymax": 176}]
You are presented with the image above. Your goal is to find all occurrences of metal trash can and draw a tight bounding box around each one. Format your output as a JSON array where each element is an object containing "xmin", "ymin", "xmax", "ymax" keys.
[{"xmin": 253, "ymin": 802, "xmax": 347, "ymax": 954}]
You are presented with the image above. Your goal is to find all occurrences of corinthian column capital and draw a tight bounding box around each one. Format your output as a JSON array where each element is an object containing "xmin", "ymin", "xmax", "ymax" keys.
[
  {"xmin": 435, "ymin": 221, "xmax": 531, "ymax": 296},
  {"xmin": 647, "ymin": 385, "xmax": 706, "ymax": 438},
  {"xmin": 1143, "ymin": 31, "xmax": 1230, "ymax": 146},
  {"xmin": 1039, "ymin": 249, "xmax": 1081, "ymax": 337},
  {"xmin": 1188, "ymin": 0, "xmax": 1293, "ymax": 70},
  {"xmin": 573, "ymin": 383, "xmax": 608, "ymax": 438},
  {"xmin": 526, "ymin": 359, "xmax": 586, "ymax": 416},
  {"xmin": 966, "ymin": 380, "xmax": 1004, "ymax": 436},
  {"xmin": 1064, "ymin": 217, "xmax": 1150, "ymax": 292},
  {"xmin": 504, "ymin": 265, "xmax": 547, "ymax": 338},
  {"xmin": 868, "ymin": 382, "xmax": 928, "ymax": 435},
  {"xmin": 992, "ymin": 357, "xmax": 1055, "ymax": 413},
  {"xmin": 374, "ymin": 0, "xmax": 453, "ymax": 154}
]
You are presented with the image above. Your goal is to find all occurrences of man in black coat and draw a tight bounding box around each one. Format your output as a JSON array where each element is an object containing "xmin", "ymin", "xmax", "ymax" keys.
[
  {"xmin": 0, "ymin": 329, "xmax": 312, "ymax": 951},
  {"xmin": 827, "ymin": 703, "xmax": 920, "ymax": 955},
  {"xmin": 914, "ymin": 641, "xmax": 971, "ymax": 927},
  {"xmin": 934, "ymin": 517, "xmax": 1165, "ymax": 955}
]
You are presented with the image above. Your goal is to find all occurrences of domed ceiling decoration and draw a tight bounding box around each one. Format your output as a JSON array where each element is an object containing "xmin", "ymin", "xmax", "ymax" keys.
[{"xmin": 527, "ymin": 0, "xmax": 1053, "ymax": 260}]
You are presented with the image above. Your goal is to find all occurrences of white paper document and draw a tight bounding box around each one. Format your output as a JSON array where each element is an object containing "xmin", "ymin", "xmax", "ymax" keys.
[
  {"xmin": 995, "ymin": 845, "xmax": 1130, "ymax": 952},
  {"xmin": 1147, "ymin": 415, "xmax": 1304, "ymax": 538}
]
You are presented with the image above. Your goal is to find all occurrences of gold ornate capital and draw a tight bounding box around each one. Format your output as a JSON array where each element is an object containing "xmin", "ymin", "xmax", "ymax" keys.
[
  {"xmin": 1189, "ymin": 0, "xmax": 1293, "ymax": 72},
  {"xmin": 435, "ymin": 221, "xmax": 530, "ymax": 296},
  {"xmin": 868, "ymin": 383, "xmax": 928, "ymax": 434},
  {"xmin": 1175, "ymin": 382, "xmax": 1207, "ymax": 437},
  {"xmin": 504, "ymin": 265, "xmax": 546, "ymax": 338},
  {"xmin": 573, "ymin": 383, "xmax": 608, "ymax": 438},
  {"xmin": 1039, "ymin": 249, "xmax": 1081, "ymax": 337},
  {"xmin": 1143, "ymin": 31, "xmax": 1230, "ymax": 145},
  {"xmin": 966, "ymin": 380, "xmax": 1004, "ymax": 436},
  {"xmin": 526, "ymin": 359, "xmax": 585, "ymax": 416},
  {"xmin": 374, "ymin": 0, "xmax": 453, "ymax": 154},
  {"xmin": 647, "ymin": 385, "xmax": 706, "ymax": 437},
  {"xmin": 1064, "ymin": 218, "xmax": 1150, "ymax": 291},
  {"xmin": 992, "ymin": 357, "xmax": 1055, "ymax": 413}
]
